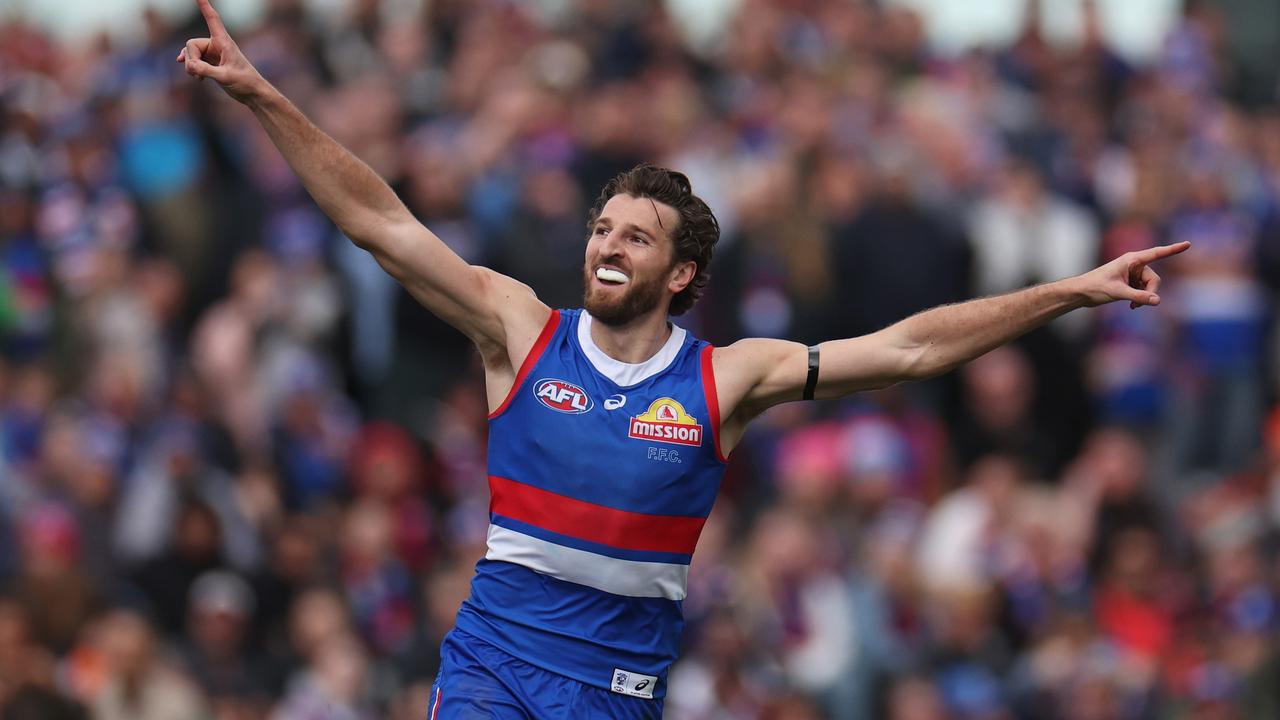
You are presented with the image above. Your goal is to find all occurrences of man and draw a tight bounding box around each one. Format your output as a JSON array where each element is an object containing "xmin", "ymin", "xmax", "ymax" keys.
[{"xmin": 178, "ymin": 2, "xmax": 1188, "ymax": 716}]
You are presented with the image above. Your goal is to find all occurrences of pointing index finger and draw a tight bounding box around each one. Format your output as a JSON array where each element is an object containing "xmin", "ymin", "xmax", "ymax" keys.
[
  {"xmin": 198, "ymin": 0, "xmax": 228, "ymax": 37},
  {"xmin": 1136, "ymin": 241, "xmax": 1191, "ymax": 263}
]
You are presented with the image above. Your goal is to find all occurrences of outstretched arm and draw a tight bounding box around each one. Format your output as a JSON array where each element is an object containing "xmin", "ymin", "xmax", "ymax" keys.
[
  {"xmin": 712, "ymin": 242, "xmax": 1190, "ymax": 449},
  {"xmin": 177, "ymin": 0, "xmax": 546, "ymax": 356}
]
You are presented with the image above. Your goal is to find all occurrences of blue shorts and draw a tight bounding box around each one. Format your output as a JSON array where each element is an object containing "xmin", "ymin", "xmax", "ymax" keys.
[{"xmin": 428, "ymin": 629, "xmax": 664, "ymax": 719}]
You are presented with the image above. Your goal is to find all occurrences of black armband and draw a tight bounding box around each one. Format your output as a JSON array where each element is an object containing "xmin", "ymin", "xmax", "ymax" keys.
[{"xmin": 803, "ymin": 345, "xmax": 820, "ymax": 401}]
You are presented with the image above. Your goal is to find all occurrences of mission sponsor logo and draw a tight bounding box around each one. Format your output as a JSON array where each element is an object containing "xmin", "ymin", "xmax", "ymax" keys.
[
  {"xmin": 533, "ymin": 379, "xmax": 593, "ymax": 414},
  {"xmin": 628, "ymin": 398, "xmax": 703, "ymax": 447}
]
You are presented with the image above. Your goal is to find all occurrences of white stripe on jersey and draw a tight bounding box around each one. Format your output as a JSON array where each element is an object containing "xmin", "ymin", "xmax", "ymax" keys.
[{"xmin": 485, "ymin": 524, "xmax": 689, "ymax": 600}]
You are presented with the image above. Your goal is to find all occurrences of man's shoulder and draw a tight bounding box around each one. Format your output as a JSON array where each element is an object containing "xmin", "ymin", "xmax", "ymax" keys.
[
  {"xmin": 711, "ymin": 337, "xmax": 801, "ymax": 364},
  {"xmin": 705, "ymin": 337, "xmax": 803, "ymax": 395}
]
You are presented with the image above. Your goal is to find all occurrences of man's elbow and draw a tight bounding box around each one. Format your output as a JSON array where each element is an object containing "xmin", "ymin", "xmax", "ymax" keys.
[
  {"xmin": 334, "ymin": 215, "xmax": 380, "ymax": 250},
  {"xmin": 344, "ymin": 208, "xmax": 411, "ymax": 253},
  {"xmin": 899, "ymin": 342, "xmax": 945, "ymax": 382}
]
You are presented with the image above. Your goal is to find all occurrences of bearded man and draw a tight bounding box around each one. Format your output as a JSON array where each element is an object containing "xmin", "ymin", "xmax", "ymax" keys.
[{"xmin": 178, "ymin": 2, "xmax": 1188, "ymax": 716}]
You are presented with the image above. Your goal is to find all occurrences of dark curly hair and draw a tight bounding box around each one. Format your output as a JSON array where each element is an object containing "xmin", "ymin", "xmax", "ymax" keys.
[{"xmin": 586, "ymin": 164, "xmax": 720, "ymax": 316}]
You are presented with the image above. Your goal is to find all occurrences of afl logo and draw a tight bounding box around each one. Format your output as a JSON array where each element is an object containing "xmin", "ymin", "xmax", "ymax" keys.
[{"xmin": 533, "ymin": 379, "xmax": 593, "ymax": 414}]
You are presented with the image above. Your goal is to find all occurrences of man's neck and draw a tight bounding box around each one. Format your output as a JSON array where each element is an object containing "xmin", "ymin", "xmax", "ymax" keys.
[{"xmin": 588, "ymin": 308, "xmax": 673, "ymax": 364}]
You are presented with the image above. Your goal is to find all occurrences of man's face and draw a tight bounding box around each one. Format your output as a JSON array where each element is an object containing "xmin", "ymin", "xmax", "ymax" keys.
[{"xmin": 583, "ymin": 194, "xmax": 688, "ymax": 326}]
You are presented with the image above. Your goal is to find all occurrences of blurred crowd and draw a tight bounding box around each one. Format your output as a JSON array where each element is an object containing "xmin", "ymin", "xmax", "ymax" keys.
[{"xmin": 2, "ymin": 0, "xmax": 1280, "ymax": 718}]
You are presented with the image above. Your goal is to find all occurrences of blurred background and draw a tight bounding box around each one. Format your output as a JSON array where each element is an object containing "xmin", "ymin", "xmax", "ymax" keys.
[{"xmin": 2, "ymin": 0, "xmax": 1280, "ymax": 718}]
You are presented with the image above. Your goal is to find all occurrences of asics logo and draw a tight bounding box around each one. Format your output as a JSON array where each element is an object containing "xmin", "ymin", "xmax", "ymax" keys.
[{"xmin": 604, "ymin": 394, "xmax": 627, "ymax": 410}]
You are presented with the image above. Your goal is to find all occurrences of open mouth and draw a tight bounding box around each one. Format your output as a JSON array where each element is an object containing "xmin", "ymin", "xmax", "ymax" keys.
[{"xmin": 595, "ymin": 267, "xmax": 629, "ymax": 285}]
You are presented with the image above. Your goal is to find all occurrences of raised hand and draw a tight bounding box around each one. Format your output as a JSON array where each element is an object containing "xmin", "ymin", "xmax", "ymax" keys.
[
  {"xmin": 1075, "ymin": 241, "xmax": 1191, "ymax": 310},
  {"xmin": 176, "ymin": 0, "xmax": 266, "ymax": 105}
]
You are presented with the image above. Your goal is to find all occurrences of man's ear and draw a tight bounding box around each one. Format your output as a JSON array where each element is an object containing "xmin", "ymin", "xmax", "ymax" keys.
[{"xmin": 668, "ymin": 260, "xmax": 697, "ymax": 294}]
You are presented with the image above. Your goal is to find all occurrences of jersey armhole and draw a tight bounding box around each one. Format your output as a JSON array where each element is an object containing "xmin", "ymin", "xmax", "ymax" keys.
[
  {"xmin": 489, "ymin": 309, "xmax": 562, "ymax": 420},
  {"xmin": 699, "ymin": 344, "xmax": 729, "ymax": 464}
]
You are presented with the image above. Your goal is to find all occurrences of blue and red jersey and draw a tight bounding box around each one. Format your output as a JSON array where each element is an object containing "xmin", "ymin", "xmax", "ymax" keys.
[{"xmin": 453, "ymin": 308, "xmax": 728, "ymax": 700}]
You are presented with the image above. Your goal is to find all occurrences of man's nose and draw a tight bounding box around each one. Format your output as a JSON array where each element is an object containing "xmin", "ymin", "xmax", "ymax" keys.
[{"xmin": 600, "ymin": 229, "xmax": 627, "ymax": 258}]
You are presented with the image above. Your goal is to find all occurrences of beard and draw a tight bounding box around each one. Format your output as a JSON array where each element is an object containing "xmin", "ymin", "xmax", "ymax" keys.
[{"xmin": 582, "ymin": 264, "xmax": 669, "ymax": 326}]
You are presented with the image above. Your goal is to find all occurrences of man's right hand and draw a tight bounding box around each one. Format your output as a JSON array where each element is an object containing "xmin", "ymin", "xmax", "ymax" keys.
[
  {"xmin": 170, "ymin": 0, "xmax": 551, "ymax": 412},
  {"xmin": 176, "ymin": 0, "xmax": 266, "ymax": 105}
]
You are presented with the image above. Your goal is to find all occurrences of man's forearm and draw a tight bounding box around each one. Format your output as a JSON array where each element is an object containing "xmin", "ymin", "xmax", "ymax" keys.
[
  {"xmin": 246, "ymin": 85, "xmax": 407, "ymax": 246},
  {"xmin": 743, "ymin": 243, "xmax": 1181, "ymax": 411},
  {"xmin": 894, "ymin": 278, "xmax": 1088, "ymax": 379}
]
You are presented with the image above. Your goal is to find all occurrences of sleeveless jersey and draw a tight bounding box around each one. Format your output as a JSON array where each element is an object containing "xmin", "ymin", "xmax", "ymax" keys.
[{"xmin": 453, "ymin": 308, "xmax": 729, "ymax": 700}]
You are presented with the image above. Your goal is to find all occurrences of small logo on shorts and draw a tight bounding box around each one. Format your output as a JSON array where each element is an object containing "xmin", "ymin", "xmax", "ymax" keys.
[{"xmin": 611, "ymin": 668, "xmax": 657, "ymax": 700}]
